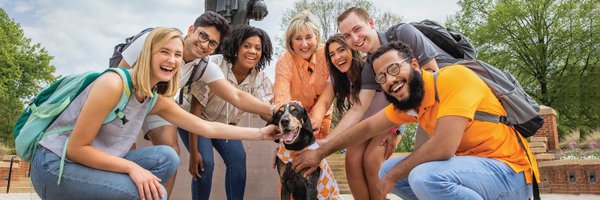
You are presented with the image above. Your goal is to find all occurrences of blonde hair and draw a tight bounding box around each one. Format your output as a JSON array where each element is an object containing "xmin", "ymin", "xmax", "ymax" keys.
[
  {"xmin": 133, "ymin": 27, "xmax": 184, "ymax": 98},
  {"xmin": 284, "ymin": 11, "xmax": 322, "ymax": 53}
]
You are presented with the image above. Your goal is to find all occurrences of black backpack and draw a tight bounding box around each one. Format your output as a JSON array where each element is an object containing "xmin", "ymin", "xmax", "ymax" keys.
[
  {"xmin": 108, "ymin": 28, "xmax": 208, "ymax": 105},
  {"xmin": 109, "ymin": 28, "xmax": 154, "ymax": 68},
  {"xmin": 386, "ymin": 20, "xmax": 477, "ymax": 60}
]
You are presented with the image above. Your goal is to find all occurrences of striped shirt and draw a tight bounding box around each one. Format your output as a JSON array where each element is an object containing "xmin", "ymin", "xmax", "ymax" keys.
[{"xmin": 189, "ymin": 55, "xmax": 273, "ymax": 124}]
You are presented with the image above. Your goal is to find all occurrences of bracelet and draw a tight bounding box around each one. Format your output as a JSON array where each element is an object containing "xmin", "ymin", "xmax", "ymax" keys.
[
  {"xmin": 391, "ymin": 127, "xmax": 403, "ymax": 136},
  {"xmin": 259, "ymin": 127, "xmax": 264, "ymax": 140}
]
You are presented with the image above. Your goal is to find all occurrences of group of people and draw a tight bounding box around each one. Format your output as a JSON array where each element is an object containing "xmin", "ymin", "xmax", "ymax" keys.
[{"xmin": 28, "ymin": 5, "xmax": 539, "ymax": 200}]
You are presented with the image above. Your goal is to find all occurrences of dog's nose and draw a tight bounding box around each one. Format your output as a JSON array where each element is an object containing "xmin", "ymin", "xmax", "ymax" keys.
[{"xmin": 281, "ymin": 117, "xmax": 290, "ymax": 126}]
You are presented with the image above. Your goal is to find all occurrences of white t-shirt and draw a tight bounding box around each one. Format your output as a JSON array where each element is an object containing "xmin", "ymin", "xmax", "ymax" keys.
[{"xmin": 121, "ymin": 32, "xmax": 225, "ymax": 87}]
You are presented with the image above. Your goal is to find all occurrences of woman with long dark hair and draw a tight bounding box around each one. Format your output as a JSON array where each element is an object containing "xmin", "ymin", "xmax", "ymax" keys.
[{"xmin": 312, "ymin": 34, "xmax": 399, "ymax": 200}]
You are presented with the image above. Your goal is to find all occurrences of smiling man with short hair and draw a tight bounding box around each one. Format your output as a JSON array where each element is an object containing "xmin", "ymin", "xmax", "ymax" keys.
[{"xmin": 293, "ymin": 41, "xmax": 539, "ymax": 200}]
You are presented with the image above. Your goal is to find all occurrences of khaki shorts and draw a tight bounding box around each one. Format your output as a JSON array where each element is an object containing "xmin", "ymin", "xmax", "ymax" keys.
[{"xmin": 141, "ymin": 115, "xmax": 173, "ymax": 140}]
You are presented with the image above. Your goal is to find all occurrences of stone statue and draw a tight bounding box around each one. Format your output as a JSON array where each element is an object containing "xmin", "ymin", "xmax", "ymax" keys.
[{"xmin": 206, "ymin": 0, "xmax": 269, "ymax": 26}]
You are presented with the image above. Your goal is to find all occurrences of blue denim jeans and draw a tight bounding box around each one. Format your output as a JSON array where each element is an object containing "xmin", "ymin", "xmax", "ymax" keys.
[
  {"xmin": 179, "ymin": 129, "xmax": 247, "ymax": 200},
  {"xmin": 30, "ymin": 145, "xmax": 179, "ymax": 200},
  {"xmin": 378, "ymin": 156, "xmax": 533, "ymax": 200}
]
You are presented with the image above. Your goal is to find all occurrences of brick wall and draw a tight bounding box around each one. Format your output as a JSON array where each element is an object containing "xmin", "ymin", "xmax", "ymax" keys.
[
  {"xmin": 0, "ymin": 158, "xmax": 30, "ymax": 187},
  {"xmin": 539, "ymin": 160, "xmax": 600, "ymax": 194},
  {"xmin": 537, "ymin": 106, "xmax": 559, "ymax": 150}
]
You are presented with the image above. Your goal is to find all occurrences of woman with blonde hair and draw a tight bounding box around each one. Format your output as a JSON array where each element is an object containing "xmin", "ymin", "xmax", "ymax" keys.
[
  {"xmin": 273, "ymin": 11, "xmax": 331, "ymax": 139},
  {"xmin": 29, "ymin": 27, "xmax": 278, "ymax": 200}
]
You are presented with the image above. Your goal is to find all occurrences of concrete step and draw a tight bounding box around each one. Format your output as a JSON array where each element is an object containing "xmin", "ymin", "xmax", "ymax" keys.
[
  {"xmin": 338, "ymin": 184, "xmax": 350, "ymax": 192},
  {"xmin": 535, "ymin": 153, "xmax": 557, "ymax": 161},
  {"xmin": 5, "ymin": 179, "xmax": 33, "ymax": 188},
  {"xmin": 1, "ymin": 156, "xmax": 20, "ymax": 162},
  {"xmin": 339, "ymin": 188, "xmax": 351, "ymax": 194},
  {"xmin": 531, "ymin": 147, "xmax": 547, "ymax": 154},
  {"xmin": 0, "ymin": 162, "xmax": 20, "ymax": 168},
  {"xmin": 539, "ymin": 187, "xmax": 551, "ymax": 193},
  {"xmin": 0, "ymin": 187, "xmax": 36, "ymax": 193},
  {"xmin": 530, "ymin": 137, "xmax": 548, "ymax": 143},
  {"xmin": 529, "ymin": 142, "xmax": 547, "ymax": 149}
]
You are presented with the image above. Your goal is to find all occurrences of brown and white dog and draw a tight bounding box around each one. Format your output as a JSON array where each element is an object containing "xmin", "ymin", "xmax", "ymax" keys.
[{"xmin": 270, "ymin": 102, "xmax": 339, "ymax": 200}]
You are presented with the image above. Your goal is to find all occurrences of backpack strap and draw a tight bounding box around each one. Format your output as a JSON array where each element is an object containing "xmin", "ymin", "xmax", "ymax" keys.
[
  {"xmin": 433, "ymin": 69, "xmax": 510, "ymax": 125},
  {"xmin": 433, "ymin": 69, "xmax": 540, "ymax": 200},
  {"xmin": 56, "ymin": 67, "xmax": 133, "ymax": 185},
  {"xmin": 178, "ymin": 57, "xmax": 208, "ymax": 105},
  {"xmin": 433, "ymin": 71, "xmax": 440, "ymax": 102},
  {"xmin": 146, "ymin": 93, "xmax": 159, "ymax": 114},
  {"xmin": 514, "ymin": 129, "xmax": 541, "ymax": 200}
]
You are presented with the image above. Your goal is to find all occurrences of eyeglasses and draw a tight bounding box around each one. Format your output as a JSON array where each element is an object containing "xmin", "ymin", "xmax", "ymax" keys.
[
  {"xmin": 375, "ymin": 58, "xmax": 409, "ymax": 84},
  {"xmin": 196, "ymin": 30, "xmax": 219, "ymax": 50}
]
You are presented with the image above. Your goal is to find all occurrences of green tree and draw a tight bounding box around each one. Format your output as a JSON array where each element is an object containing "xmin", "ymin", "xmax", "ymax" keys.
[
  {"xmin": 395, "ymin": 123, "xmax": 417, "ymax": 152},
  {"xmin": 276, "ymin": 0, "xmax": 404, "ymax": 55},
  {"xmin": 0, "ymin": 8, "xmax": 56, "ymax": 147},
  {"xmin": 447, "ymin": 0, "xmax": 600, "ymax": 138}
]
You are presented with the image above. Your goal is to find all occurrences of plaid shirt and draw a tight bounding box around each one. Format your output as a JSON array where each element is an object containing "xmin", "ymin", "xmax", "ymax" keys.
[{"xmin": 190, "ymin": 55, "xmax": 273, "ymax": 124}]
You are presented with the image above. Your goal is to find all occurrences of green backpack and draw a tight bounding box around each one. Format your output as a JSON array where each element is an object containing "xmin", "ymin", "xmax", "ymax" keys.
[{"xmin": 13, "ymin": 67, "xmax": 157, "ymax": 163}]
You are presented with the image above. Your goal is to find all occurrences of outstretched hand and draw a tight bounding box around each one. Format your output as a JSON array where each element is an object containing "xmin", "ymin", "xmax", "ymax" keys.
[
  {"xmin": 291, "ymin": 149, "xmax": 322, "ymax": 177},
  {"xmin": 260, "ymin": 124, "xmax": 280, "ymax": 141}
]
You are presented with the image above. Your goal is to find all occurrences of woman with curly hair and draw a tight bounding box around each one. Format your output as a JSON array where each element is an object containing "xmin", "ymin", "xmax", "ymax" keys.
[{"xmin": 180, "ymin": 25, "xmax": 273, "ymax": 200}]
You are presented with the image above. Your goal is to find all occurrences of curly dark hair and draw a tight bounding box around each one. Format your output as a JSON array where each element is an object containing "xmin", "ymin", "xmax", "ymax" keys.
[
  {"xmin": 325, "ymin": 34, "xmax": 364, "ymax": 113},
  {"xmin": 194, "ymin": 11, "xmax": 230, "ymax": 42},
  {"xmin": 369, "ymin": 41, "xmax": 414, "ymax": 66},
  {"xmin": 220, "ymin": 25, "xmax": 273, "ymax": 71}
]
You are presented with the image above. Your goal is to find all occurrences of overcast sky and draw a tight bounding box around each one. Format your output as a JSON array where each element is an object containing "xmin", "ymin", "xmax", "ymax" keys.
[{"xmin": 1, "ymin": 0, "xmax": 459, "ymax": 80}]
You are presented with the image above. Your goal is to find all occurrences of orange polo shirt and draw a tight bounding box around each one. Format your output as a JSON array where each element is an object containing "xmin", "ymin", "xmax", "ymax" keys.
[
  {"xmin": 273, "ymin": 47, "xmax": 332, "ymax": 138},
  {"xmin": 384, "ymin": 65, "xmax": 540, "ymax": 184}
]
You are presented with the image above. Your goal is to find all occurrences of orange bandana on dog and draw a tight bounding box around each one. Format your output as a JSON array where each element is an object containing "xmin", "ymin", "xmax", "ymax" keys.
[{"xmin": 277, "ymin": 143, "xmax": 340, "ymax": 200}]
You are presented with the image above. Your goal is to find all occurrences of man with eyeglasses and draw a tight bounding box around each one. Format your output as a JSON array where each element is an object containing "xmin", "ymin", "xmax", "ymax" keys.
[
  {"xmin": 116, "ymin": 11, "xmax": 274, "ymax": 198},
  {"xmin": 315, "ymin": 7, "xmax": 458, "ymax": 200},
  {"xmin": 293, "ymin": 41, "xmax": 538, "ymax": 200}
]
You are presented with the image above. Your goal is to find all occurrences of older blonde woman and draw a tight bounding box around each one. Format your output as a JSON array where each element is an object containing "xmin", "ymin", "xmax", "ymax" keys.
[{"xmin": 273, "ymin": 11, "xmax": 331, "ymax": 139}]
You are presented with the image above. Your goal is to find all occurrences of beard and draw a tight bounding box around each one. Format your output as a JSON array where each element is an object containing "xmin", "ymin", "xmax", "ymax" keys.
[{"xmin": 384, "ymin": 69, "xmax": 425, "ymax": 111}]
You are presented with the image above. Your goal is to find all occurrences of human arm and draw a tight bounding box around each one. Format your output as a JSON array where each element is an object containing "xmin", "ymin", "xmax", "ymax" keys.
[
  {"xmin": 66, "ymin": 72, "xmax": 163, "ymax": 200},
  {"xmin": 419, "ymin": 59, "xmax": 440, "ymax": 72},
  {"xmin": 272, "ymin": 54, "xmax": 293, "ymax": 105},
  {"xmin": 152, "ymin": 95, "xmax": 277, "ymax": 141},
  {"xmin": 207, "ymin": 79, "xmax": 273, "ymax": 121},
  {"xmin": 379, "ymin": 116, "xmax": 467, "ymax": 195},
  {"xmin": 293, "ymin": 109, "xmax": 396, "ymax": 176},
  {"xmin": 309, "ymin": 82, "xmax": 334, "ymax": 133},
  {"xmin": 188, "ymin": 95, "xmax": 204, "ymax": 179},
  {"xmin": 319, "ymin": 89, "xmax": 376, "ymax": 143}
]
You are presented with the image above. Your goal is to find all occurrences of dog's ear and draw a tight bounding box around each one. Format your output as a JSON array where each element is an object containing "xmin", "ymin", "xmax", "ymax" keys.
[
  {"xmin": 269, "ymin": 106, "xmax": 283, "ymax": 125},
  {"xmin": 270, "ymin": 105, "xmax": 284, "ymax": 143},
  {"xmin": 299, "ymin": 105, "xmax": 313, "ymax": 133}
]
